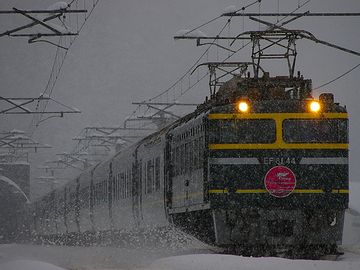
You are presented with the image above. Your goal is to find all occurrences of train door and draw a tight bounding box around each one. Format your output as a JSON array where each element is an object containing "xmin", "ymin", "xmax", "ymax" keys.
[{"xmin": 132, "ymin": 150, "xmax": 141, "ymax": 226}]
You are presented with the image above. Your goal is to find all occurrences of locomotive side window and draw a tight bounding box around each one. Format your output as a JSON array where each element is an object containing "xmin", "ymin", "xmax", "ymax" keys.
[
  {"xmin": 209, "ymin": 119, "xmax": 276, "ymax": 143},
  {"xmin": 283, "ymin": 119, "xmax": 348, "ymax": 143}
]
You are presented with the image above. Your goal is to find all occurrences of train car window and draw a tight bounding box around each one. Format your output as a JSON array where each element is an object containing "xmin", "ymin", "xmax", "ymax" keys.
[
  {"xmin": 177, "ymin": 146, "xmax": 180, "ymax": 175},
  {"xmin": 118, "ymin": 173, "xmax": 121, "ymax": 200},
  {"xmin": 98, "ymin": 183, "xmax": 101, "ymax": 204},
  {"xmin": 127, "ymin": 170, "xmax": 130, "ymax": 198},
  {"xmin": 193, "ymin": 140, "xmax": 197, "ymax": 170},
  {"xmin": 283, "ymin": 119, "xmax": 348, "ymax": 143},
  {"xmin": 94, "ymin": 184, "xmax": 98, "ymax": 205},
  {"xmin": 128, "ymin": 168, "xmax": 132, "ymax": 197},
  {"xmin": 124, "ymin": 171, "xmax": 127, "ymax": 198},
  {"xmin": 209, "ymin": 119, "xmax": 276, "ymax": 143},
  {"xmin": 128, "ymin": 169, "xmax": 130, "ymax": 197},
  {"xmin": 189, "ymin": 141, "xmax": 193, "ymax": 172},
  {"xmin": 121, "ymin": 173, "xmax": 125, "ymax": 199},
  {"xmin": 139, "ymin": 160, "xmax": 143, "ymax": 196},
  {"xmin": 155, "ymin": 157, "xmax": 160, "ymax": 191},
  {"xmin": 175, "ymin": 147, "xmax": 179, "ymax": 176},
  {"xmin": 84, "ymin": 187, "xmax": 89, "ymax": 207},
  {"xmin": 127, "ymin": 169, "xmax": 130, "ymax": 198},
  {"xmin": 102, "ymin": 182, "xmax": 105, "ymax": 202},
  {"xmin": 101, "ymin": 182, "xmax": 104, "ymax": 202},
  {"xmin": 101, "ymin": 182, "xmax": 104, "ymax": 203},
  {"xmin": 112, "ymin": 176, "xmax": 116, "ymax": 200},
  {"xmin": 199, "ymin": 136, "xmax": 204, "ymax": 166},
  {"xmin": 115, "ymin": 174, "xmax": 118, "ymax": 201},
  {"xmin": 80, "ymin": 187, "xmax": 88, "ymax": 208},
  {"xmin": 184, "ymin": 143, "xmax": 189, "ymax": 174},
  {"xmin": 147, "ymin": 160, "xmax": 153, "ymax": 194},
  {"xmin": 144, "ymin": 163, "xmax": 147, "ymax": 194},
  {"xmin": 103, "ymin": 182, "xmax": 106, "ymax": 202},
  {"xmin": 113, "ymin": 175, "xmax": 116, "ymax": 201},
  {"xmin": 172, "ymin": 147, "xmax": 176, "ymax": 176},
  {"xmin": 180, "ymin": 144, "xmax": 185, "ymax": 175},
  {"xmin": 97, "ymin": 183, "xmax": 100, "ymax": 204},
  {"xmin": 93, "ymin": 185, "xmax": 96, "ymax": 205},
  {"xmin": 104, "ymin": 181, "xmax": 107, "ymax": 202}
]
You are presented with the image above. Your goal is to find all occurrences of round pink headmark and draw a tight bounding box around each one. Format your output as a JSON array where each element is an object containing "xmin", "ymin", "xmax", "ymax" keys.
[{"xmin": 264, "ymin": 166, "xmax": 296, "ymax": 198}]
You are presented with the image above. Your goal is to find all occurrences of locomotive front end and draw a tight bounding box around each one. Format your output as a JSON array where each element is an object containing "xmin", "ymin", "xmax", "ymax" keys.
[{"xmin": 206, "ymin": 75, "xmax": 349, "ymax": 255}]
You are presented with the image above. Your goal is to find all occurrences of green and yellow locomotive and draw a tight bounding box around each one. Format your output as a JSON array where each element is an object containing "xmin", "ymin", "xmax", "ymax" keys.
[
  {"xmin": 166, "ymin": 72, "xmax": 348, "ymax": 256},
  {"xmin": 30, "ymin": 25, "xmax": 350, "ymax": 257}
]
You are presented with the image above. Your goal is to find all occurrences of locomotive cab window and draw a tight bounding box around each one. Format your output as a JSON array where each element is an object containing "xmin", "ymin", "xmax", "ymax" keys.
[
  {"xmin": 209, "ymin": 119, "xmax": 276, "ymax": 144},
  {"xmin": 283, "ymin": 118, "xmax": 348, "ymax": 143}
]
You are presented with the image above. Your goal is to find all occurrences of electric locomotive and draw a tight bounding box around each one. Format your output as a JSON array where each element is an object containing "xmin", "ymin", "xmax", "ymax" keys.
[
  {"xmin": 28, "ymin": 26, "xmax": 350, "ymax": 255},
  {"xmin": 166, "ymin": 71, "xmax": 348, "ymax": 255},
  {"xmin": 29, "ymin": 71, "xmax": 348, "ymax": 256}
]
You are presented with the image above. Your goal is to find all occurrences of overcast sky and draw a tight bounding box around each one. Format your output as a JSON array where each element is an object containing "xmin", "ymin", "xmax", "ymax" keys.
[{"xmin": 0, "ymin": 0, "xmax": 359, "ymax": 198}]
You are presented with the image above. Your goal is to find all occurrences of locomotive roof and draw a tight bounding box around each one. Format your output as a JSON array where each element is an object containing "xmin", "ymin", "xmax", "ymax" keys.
[{"xmin": 194, "ymin": 72, "xmax": 346, "ymax": 114}]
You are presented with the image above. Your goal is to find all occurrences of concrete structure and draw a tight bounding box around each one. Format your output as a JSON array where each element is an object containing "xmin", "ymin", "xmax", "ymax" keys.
[{"xmin": 0, "ymin": 163, "xmax": 30, "ymax": 242}]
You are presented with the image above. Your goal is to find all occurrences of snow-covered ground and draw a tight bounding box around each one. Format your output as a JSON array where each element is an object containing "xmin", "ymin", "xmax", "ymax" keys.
[
  {"xmin": 1, "ymin": 248, "xmax": 360, "ymax": 270},
  {"xmin": 1, "ymin": 182, "xmax": 360, "ymax": 270},
  {"xmin": 0, "ymin": 234, "xmax": 214, "ymax": 270},
  {"xmin": 1, "ymin": 232, "xmax": 360, "ymax": 270},
  {"xmin": 343, "ymin": 182, "xmax": 360, "ymax": 247}
]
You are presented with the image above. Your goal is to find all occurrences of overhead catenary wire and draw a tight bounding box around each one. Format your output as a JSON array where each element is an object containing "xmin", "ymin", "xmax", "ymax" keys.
[
  {"xmin": 313, "ymin": 63, "xmax": 360, "ymax": 91},
  {"xmin": 125, "ymin": 9, "xmax": 239, "ymax": 125},
  {"xmin": 122, "ymin": 19, "xmax": 229, "ymax": 123},
  {"xmin": 44, "ymin": 0, "xmax": 360, "ymax": 177},
  {"xmin": 29, "ymin": 0, "xmax": 101, "ymax": 135},
  {"xmin": 128, "ymin": 0, "xmax": 312, "ymax": 129},
  {"xmin": 183, "ymin": 0, "xmax": 261, "ymax": 37},
  {"xmin": 144, "ymin": 0, "xmax": 261, "ymax": 103},
  {"xmin": 130, "ymin": 1, "xmax": 287, "ymax": 132},
  {"xmin": 143, "ymin": 0, "xmax": 312, "ymax": 104}
]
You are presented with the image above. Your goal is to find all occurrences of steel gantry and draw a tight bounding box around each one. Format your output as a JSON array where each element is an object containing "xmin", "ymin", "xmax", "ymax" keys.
[
  {"xmin": 0, "ymin": 5, "xmax": 86, "ymax": 47},
  {"xmin": 0, "ymin": 129, "xmax": 51, "ymax": 163}
]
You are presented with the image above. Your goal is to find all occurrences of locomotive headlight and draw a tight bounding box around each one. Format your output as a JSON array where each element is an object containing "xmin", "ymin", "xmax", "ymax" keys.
[
  {"xmin": 238, "ymin": 101, "xmax": 249, "ymax": 112},
  {"xmin": 309, "ymin": 100, "xmax": 321, "ymax": 112}
]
